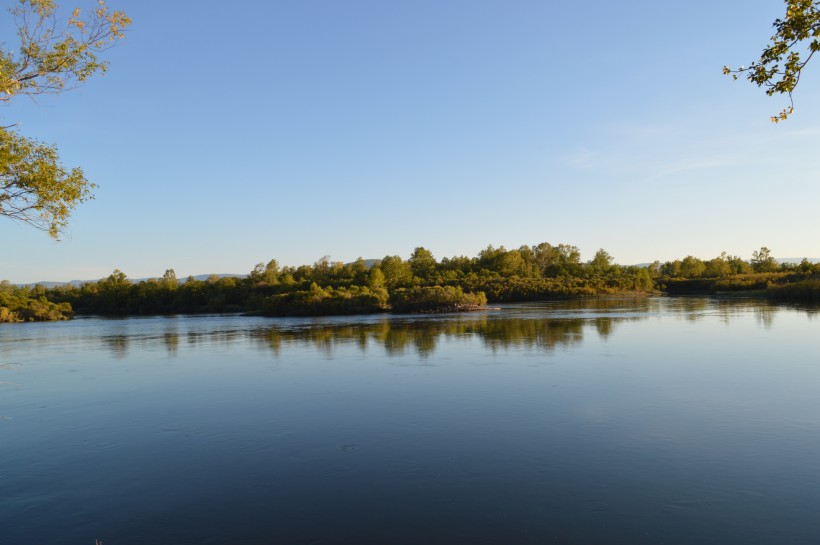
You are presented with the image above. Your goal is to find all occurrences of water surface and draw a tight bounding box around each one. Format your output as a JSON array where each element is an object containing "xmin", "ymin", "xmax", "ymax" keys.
[{"xmin": 2, "ymin": 297, "xmax": 819, "ymax": 544}]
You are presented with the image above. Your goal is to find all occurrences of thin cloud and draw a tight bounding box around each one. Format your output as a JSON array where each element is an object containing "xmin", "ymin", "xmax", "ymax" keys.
[{"xmin": 564, "ymin": 148, "xmax": 598, "ymax": 169}]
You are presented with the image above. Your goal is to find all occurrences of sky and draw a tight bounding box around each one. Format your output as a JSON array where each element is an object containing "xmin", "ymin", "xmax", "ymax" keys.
[{"xmin": 2, "ymin": 0, "xmax": 819, "ymax": 283}]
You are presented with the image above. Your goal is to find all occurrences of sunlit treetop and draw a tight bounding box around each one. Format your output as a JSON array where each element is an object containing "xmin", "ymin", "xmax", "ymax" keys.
[
  {"xmin": 0, "ymin": 127, "xmax": 95, "ymax": 238},
  {"xmin": 0, "ymin": 0, "xmax": 131, "ymax": 103},
  {"xmin": 0, "ymin": 0, "xmax": 129, "ymax": 239},
  {"xmin": 724, "ymin": 0, "xmax": 820, "ymax": 122}
]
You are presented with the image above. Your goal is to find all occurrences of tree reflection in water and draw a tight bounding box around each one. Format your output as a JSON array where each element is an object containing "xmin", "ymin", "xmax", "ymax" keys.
[
  {"xmin": 90, "ymin": 297, "xmax": 818, "ymax": 359},
  {"xmin": 244, "ymin": 297, "xmax": 658, "ymax": 357}
]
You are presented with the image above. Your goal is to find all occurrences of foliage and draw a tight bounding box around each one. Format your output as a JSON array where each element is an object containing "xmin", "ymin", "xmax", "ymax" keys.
[
  {"xmin": 12, "ymin": 242, "xmax": 820, "ymax": 323},
  {"xmin": 679, "ymin": 255, "xmax": 707, "ymax": 278},
  {"xmin": 409, "ymin": 247, "xmax": 437, "ymax": 280},
  {"xmin": 1, "ymin": 0, "xmax": 130, "ymax": 237},
  {"xmin": 379, "ymin": 255, "xmax": 413, "ymax": 289},
  {"xmin": 751, "ymin": 246, "xmax": 778, "ymax": 272},
  {"xmin": 724, "ymin": 0, "xmax": 820, "ymax": 121},
  {"xmin": 257, "ymin": 284, "xmax": 389, "ymax": 316},
  {"xmin": 587, "ymin": 248, "xmax": 614, "ymax": 274},
  {"xmin": 767, "ymin": 278, "xmax": 820, "ymax": 300},
  {"xmin": 0, "ymin": 127, "xmax": 94, "ymax": 237},
  {"xmin": 0, "ymin": 280, "xmax": 72, "ymax": 321},
  {"xmin": 389, "ymin": 286, "xmax": 487, "ymax": 313},
  {"xmin": 1, "ymin": 0, "xmax": 130, "ymax": 102}
]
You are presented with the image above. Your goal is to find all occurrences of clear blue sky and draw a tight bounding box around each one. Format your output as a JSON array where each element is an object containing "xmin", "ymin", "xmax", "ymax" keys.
[{"xmin": 2, "ymin": 0, "xmax": 818, "ymax": 283}]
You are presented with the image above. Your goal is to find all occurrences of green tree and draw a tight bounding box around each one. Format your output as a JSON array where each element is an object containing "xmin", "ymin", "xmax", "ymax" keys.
[
  {"xmin": 704, "ymin": 252, "xmax": 732, "ymax": 278},
  {"xmin": 554, "ymin": 244, "xmax": 582, "ymax": 276},
  {"xmin": 751, "ymin": 246, "xmax": 778, "ymax": 272},
  {"xmin": 477, "ymin": 245, "xmax": 526, "ymax": 277},
  {"xmin": 368, "ymin": 266, "xmax": 386, "ymax": 289},
  {"xmin": 679, "ymin": 255, "xmax": 706, "ymax": 278},
  {"xmin": 727, "ymin": 254, "xmax": 752, "ymax": 274},
  {"xmin": 249, "ymin": 259, "xmax": 280, "ymax": 285},
  {"xmin": 660, "ymin": 260, "xmax": 682, "ymax": 277},
  {"xmin": 587, "ymin": 249, "xmax": 614, "ymax": 274},
  {"xmin": 161, "ymin": 268, "xmax": 178, "ymax": 289},
  {"xmin": 1, "ymin": 0, "xmax": 130, "ymax": 237},
  {"xmin": 532, "ymin": 242, "xmax": 559, "ymax": 276},
  {"xmin": 380, "ymin": 255, "xmax": 413, "ymax": 289},
  {"xmin": 409, "ymin": 247, "xmax": 437, "ymax": 280},
  {"xmin": 0, "ymin": 128, "xmax": 94, "ymax": 237},
  {"xmin": 477, "ymin": 245, "xmax": 506, "ymax": 275},
  {"xmin": 724, "ymin": 0, "xmax": 820, "ymax": 121},
  {"xmin": 496, "ymin": 249, "xmax": 526, "ymax": 277},
  {"xmin": 350, "ymin": 257, "xmax": 370, "ymax": 285}
]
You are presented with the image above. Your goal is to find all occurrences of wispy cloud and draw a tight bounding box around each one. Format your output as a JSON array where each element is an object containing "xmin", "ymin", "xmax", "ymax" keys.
[
  {"xmin": 563, "ymin": 148, "xmax": 598, "ymax": 169},
  {"xmin": 647, "ymin": 155, "xmax": 745, "ymax": 179},
  {"xmin": 559, "ymin": 116, "xmax": 820, "ymax": 181}
]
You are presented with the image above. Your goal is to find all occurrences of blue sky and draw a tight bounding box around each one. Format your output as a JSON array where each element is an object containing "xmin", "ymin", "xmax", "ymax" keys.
[{"xmin": 2, "ymin": 0, "xmax": 819, "ymax": 283}]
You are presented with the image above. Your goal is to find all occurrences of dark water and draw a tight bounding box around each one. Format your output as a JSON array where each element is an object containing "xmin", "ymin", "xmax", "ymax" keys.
[{"xmin": 2, "ymin": 297, "xmax": 820, "ymax": 545}]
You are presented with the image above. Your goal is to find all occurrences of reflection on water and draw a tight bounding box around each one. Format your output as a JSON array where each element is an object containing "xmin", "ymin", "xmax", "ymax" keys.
[
  {"xmin": 248, "ymin": 315, "xmax": 601, "ymax": 358},
  {"xmin": 4, "ymin": 296, "xmax": 811, "ymax": 361},
  {"xmin": 81, "ymin": 297, "xmax": 811, "ymax": 359},
  {"xmin": 2, "ymin": 297, "xmax": 820, "ymax": 545},
  {"xmin": 164, "ymin": 329, "xmax": 179, "ymax": 356},
  {"xmin": 102, "ymin": 334, "xmax": 129, "ymax": 359}
]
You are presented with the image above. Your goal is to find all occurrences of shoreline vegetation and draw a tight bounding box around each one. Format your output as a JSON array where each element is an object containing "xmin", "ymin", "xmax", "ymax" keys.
[{"xmin": 2, "ymin": 243, "xmax": 820, "ymax": 323}]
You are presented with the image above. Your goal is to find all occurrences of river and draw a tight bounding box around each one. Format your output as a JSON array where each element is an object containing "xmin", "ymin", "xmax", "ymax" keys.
[{"xmin": 1, "ymin": 297, "xmax": 819, "ymax": 544}]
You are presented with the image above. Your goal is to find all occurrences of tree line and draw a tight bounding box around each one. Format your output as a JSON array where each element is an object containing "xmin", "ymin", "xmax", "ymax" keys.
[
  {"xmin": 4, "ymin": 243, "xmax": 819, "ymax": 322},
  {"xmin": 32, "ymin": 242, "xmax": 653, "ymax": 319}
]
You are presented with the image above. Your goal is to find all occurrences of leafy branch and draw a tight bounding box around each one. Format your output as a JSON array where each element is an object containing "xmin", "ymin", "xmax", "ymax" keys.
[
  {"xmin": 1, "ymin": 0, "xmax": 130, "ymax": 102},
  {"xmin": 0, "ymin": 1, "xmax": 130, "ymax": 238},
  {"xmin": 724, "ymin": 0, "xmax": 820, "ymax": 122}
]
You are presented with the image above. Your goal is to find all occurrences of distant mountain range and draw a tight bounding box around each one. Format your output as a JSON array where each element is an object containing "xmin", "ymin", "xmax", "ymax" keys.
[{"xmin": 632, "ymin": 258, "xmax": 820, "ymax": 268}]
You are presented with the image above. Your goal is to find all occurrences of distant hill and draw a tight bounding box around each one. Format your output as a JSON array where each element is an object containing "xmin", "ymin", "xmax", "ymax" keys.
[
  {"xmin": 633, "ymin": 258, "xmax": 819, "ymax": 268},
  {"xmin": 777, "ymin": 258, "xmax": 820, "ymax": 264}
]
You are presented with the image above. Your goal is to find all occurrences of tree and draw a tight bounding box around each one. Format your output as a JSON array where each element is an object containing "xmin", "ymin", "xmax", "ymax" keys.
[
  {"xmin": 587, "ymin": 249, "xmax": 614, "ymax": 275},
  {"xmin": 249, "ymin": 259, "xmax": 280, "ymax": 285},
  {"xmin": 724, "ymin": 0, "xmax": 820, "ymax": 122},
  {"xmin": 368, "ymin": 266, "xmax": 386, "ymax": 289},
  {"xmin": 0, "ymin": 127, "xmax": 94, "ymax": 237},
  {"xmin": 533, "ymin": 242, "xmax": 558, "ymax": 276},
  {"xmin": 660, "ymin": 260, "xmax": 682, "ymax": 277},
  {"xmin": 554, "ymin": 244, "xmax": 582, "ymax": 276},
  {"xmin": 727, "ymin": 254, "xmax": 752, "ymax": 274},
  {"xmin": 751, "ymin": 246, "xmax": 778, "ymax": 272},
  {"xmin": 347, "ymin": 257, "xmax": 369, "ymax": 285},
  {"xmin": 161, "ymin": 268, "xmax": 178, "ymax": 289},
  {"xmin": 409, "ymin": 247, "xmax": 437, "ymax": 280},
  {"xmin": 379, "ymin": 255, "xmax": 413, "ymax": 289},
  {"xmin": 679, "ymin": 255, "xmax": 706, "ymax": 278},
  {"xmin": 705, "ymin": 252, "xmax": 732, "ymax": 278},
  {"xmin": 1, "ymin": 0, "xmax": 130, "ymax": 237}
]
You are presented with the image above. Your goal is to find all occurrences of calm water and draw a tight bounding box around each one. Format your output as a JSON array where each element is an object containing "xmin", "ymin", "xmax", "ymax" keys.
[{"xmin": 1, "ymin": 297, "xmax": 819, "ymax": 544}]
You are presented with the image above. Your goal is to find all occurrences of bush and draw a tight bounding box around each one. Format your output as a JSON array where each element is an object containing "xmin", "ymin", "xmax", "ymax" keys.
[
  {"xmin": 0, "ymin": 288, "xmax": 73, "ymax": 322},
  {"xmin": 258, "ymin": 284, "xmax": 390, "ymax": 316},
  {"xmin": 389, "ymin": 286, "xmax": 487, "ymax": 313},
  {"xmin": 767, "ymin": 279, "xmax": 820, "ymax": 302}
]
